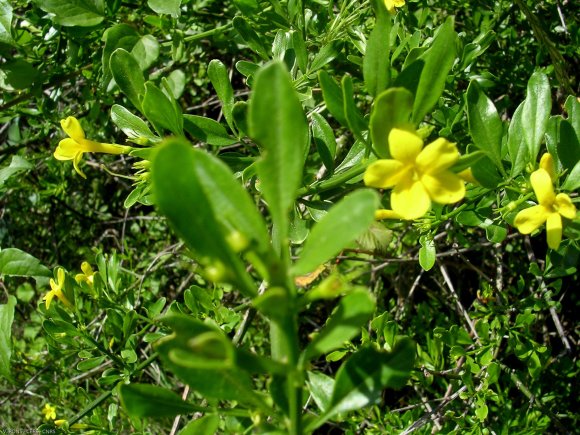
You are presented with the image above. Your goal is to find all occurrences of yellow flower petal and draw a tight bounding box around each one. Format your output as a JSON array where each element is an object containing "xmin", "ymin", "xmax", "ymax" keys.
[
  {"xmin": 54, "ymin": 138, "xmax": 82, "ymax": 160},
  {"xmin": 546, "ymin": 212, "xmax": 562, "ymax": 249},
  {"xmin": 530, "ymin": 169, "xmax": 555, "ymax": 206},
  {"xmin": 375, "ymin": 209, "xmax": 402, "ymax": 220},
  {"xmin": 555, "ymin": 193, "xmax": 577, "ymax": 219},
  {"xmin": 73, "ymin": 153, "xmax": 87, "ymax": 179},
  {"xmin": 458, "ymin": 168, "xmax": 478, "ymax": 184},
  {"xmin": 514, "ymin": 204, "xmax": 549, "ymax": 234},
  {"xmin": 388, "ymin": 129, "xmax": 423, "ymax": 164},
  {"xmin": 539, "ymin": 153, "xmax": 556, "ymax": 181},
  {"xmin": 416, "ymin": 138, "xmax": 460, "ymax": 174},
  {"xmin": 44, "ymin": 288, "xmax": 56, "ymax": 309},
  {"xmin": 364, "ymin": 159, "xmax": 407, "ymax": 188},
  {"xmin": 60, "ymin": 116, "xmax": 85, "ymax": 142},
  {"xmin": 391, "ymin": 178, "xmax": 431, "ymax": 219},
  {"xmin": 421, "ymin": 171, "xmax": 466, "ymax": 204}
]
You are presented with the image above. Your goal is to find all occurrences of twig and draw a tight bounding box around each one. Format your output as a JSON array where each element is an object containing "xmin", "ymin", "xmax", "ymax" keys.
[{"xmin": 170, "ymin": 385, "xmax": 190, "ymax": 435}]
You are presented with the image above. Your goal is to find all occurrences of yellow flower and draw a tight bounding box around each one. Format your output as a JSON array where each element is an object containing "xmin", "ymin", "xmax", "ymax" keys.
[
  {"xmin": 75, "ymin": 261, "xmax": 95, "ymax": 286},
  {"xmin": 42, "ymin": 403, "xmax": 57, "ymax": 421},
  {"xmin": 364, "ymin": 129, "xmax": 466, "ymax": 220},
  {"xmin": 54, "ymin": 116, "xmax": 132, "ymax": 179},
  {"xmin": 43, "ymin": 268, "xmax": 73, "ymax": 309},
  {"xmin": 384, "ymin": 0, "xmax": 405, "ymax": 14},
  {"xmin": 514, "ymin": 168, "xmax": 576, "ymax": 249}
]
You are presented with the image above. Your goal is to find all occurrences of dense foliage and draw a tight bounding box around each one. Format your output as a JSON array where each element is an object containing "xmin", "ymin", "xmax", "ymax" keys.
[{"xmin": 1, "ymin": 0, "xmax": 578, "ymax": 433}]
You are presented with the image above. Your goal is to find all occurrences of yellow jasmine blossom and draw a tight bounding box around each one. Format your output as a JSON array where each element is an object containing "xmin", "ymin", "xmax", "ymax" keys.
[
  {"xmin": 43, "ymin": 268, "xmax": 73, "ymax": 309},
  {"xmin": 42, "ymin": 403, "xmax": 57, "ymax": 421},
  {"xmin": 55, "ymin": 420, "xmax": 90, "ymax": 430},
  {"xmin": 364, "ymin": 129, "xmax": 466, "ymax": 220},
  {"xmin": 384, "ymin": 0, "xmax": 405, "ymax": 14},
  {"xmin": 514, "ymin": 168, "xmax": 576, "ymax": 249},
  {"xmin": 75, "ymin": 261, "xmax": 95, "ymax": 286},
  {"xmin": 54, "ymin": 116, "xmax": 132, "ymax": 179},
  {"xmin": 374, "ymin": 209, "xmax": 402, "ymax": 220}
]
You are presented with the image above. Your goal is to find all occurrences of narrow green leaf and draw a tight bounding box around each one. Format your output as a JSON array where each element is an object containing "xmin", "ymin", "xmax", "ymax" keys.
[
  {"xmin": 131, "ymin": 35, "xmax": 160, "ymax": 71},
  {"xmin": 412, "ymin": 17, "xmax": 457, "ymax": 125},
  {"xmin": 318, "ymin": 70, "xmax": 347, "ymax": 126},
  {"xmin": 0, "ymin": 296, "xmax": 16, "ymax": 380},
  {"xmin": 0, "ymin": 248, "xmax": 51, "ymax": 278},
  {"xmin": 307, "ymin": 371, "xmax": 335, "ymax": 413},
  {"xmin": 151, "ymin": 138, "xmax": 258, "ymax": 297},
  {"xmin": 0, "ymin": 156, "xmax": 33, "ymax": 188},
  {"xmin": 233, "ymin": 16, "xmax": 270, "ymax": 60},
  {"xmin": 147, "ymin": 0, "xmax": 181, "ymax": 17},
  {"xmin": 110, "ymin": 48, "xmax": 145, "ymax": 111},
  {"xmin": 111, "ymin": 104, "xmax": 156, "ymax": 141},
  {"xmin": 521, "ymin": 72, "xmax": 551, "ymax": 163},
  {"xmin": 310, "ymin": 42, "xmax": 341, "ymax": 73},
  {"xmin": 183, "ymin": 115, "xmax": 238, "ymax": 146},
  {"xmin": 311, "ymin": 112, "xmax": 337, "ymax": 172},
  {"xmin": 208, "ymin": 59, "xmax": 236, "ymax": 133},
  {"xmin": 0, "ymin": 0, "xmax": 14, "ymax": 45},
  {"xmin": 557, "ymin": 120, "xmax": 580, "ymax": 171},
  {"xmin": 564, "ymin": 95, "xmax": 580, "ymax": 139},
  {"xmin": 507, "ymin": 103, "xmax": 528, "ymax": 176},
  {"xmin": 342, "ymin": 75, "xmax": 368, "ymax": 145},
  {"xmin": 292, "ymin": 189, "xmax": 378, "ymax": 276},
  {"xmin": 142, "ymin": 82, "xmax": 183, "ymax": 135},
  {"xmin": 37, "ymin": 0, "xmax": 105, "ymax": 27},
  {"xmin": 248, "ymin": 61, "xmax": 308, "ymax": 251},
  {"xmin": 120, "ymin": 384, "xmax": 200, "ymax": 418},
  {"xmin": 466, "ymin": 80, "xmax": 503, "ymax": 170},
  {"xmin": 370, "ymin": 87, "xmax": 414, "ymax": 158},
  {"xmin": 101, "ymin": 24, "xmax": 140, "ymax": 86},
  {"xmin": 562, "ymin": 160, "xmax": 580, "ymax": 191},
  {"xmin": 418, "ymin": 236, "xmax": 436, "ymax": 271},
  {"xmin": 179, "ymin": 415, "xmax": 220, "ymax": 435},
  {"xmin": 291, "ymin": 30, "xmax": 308, "ymax": 73},
  {"xmin": 363, "ymin": 9, "xmax": 391, "ymax": 97},
  {"xmin": 303, "ymin": 290, "xmax": 376, "ymax": 361}
]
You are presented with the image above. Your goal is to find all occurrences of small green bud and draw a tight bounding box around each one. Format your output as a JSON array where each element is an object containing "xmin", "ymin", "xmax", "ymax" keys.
[{"xmin": 226, "ymin": 231, "xmax": 249, "ymax": 253}]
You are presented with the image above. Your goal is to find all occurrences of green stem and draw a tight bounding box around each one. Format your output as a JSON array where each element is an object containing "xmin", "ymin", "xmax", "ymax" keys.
[
  {"xmin": 161, "ymin": 23, "xmax": 234, "ymax": 46},
  {"xmin": 296, "ymin": 162, "xmax": 370, "ymax": 197}
]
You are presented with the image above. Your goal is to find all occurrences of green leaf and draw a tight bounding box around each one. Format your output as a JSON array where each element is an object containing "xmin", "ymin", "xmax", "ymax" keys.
[
  {"xmin": 147, "ymin": 0, "xmax": 181, "ymax": 17},
  {"xmin": 249, "ymin": 61, "xmax": 308, "ymax": 251},
  {"xmin": 152, "ymin": 138, "xmax": 263, "ymax": 296},
  {"xmin": 466, "ymin": 80, "xmax": 503, "ymax": 170},
  {"xmin": 77, "ymin": 356, "xmax": 106, "ymax": 371},
  {"xmin": 0, "ymin": 59, "xmax": 40, "ymax": 90},
  {"xmin": 311, "ymin": 339, "xmax": 415, "ymax": 429},
  {"xmin": 311, "ymin": 112, "xmax": 337, "ymax": 173},
  {"xmin": 179, "ymin": 415, "xmax": 220, "ymax": 435},
  {"xmin": 318, "ymin": 70, "xmax": 347, "ymax": 126},
  {"xmin": 0, "ymin": 248, "xmax": 51, "ymax": 278},
  {"xmin": 120, "ymin": 384, "xmax": 200, "ymax": 418},
  {"xmin": 471, "ymin": 155, "xmax": 502, "ymax": 189},
  {"xmin": 0, "ymin": 296, "xmax": 16, "ymax": 380},
  {"xmin": 307, "ymin": 371, "xmax": 335, "ymax": 413},
  {"xmin": 521, "ymin": 72, "xmax": 551, "ymax": 163},
  {"xmin": 0, "ymin": 156, "xmax": 33, "ymax": 188},
  {"xmin": 412, "ymin": 17, "xmax": 457, "ymax": 125},
  {"xmin": 564, "ymin": 95, "xmax": 580, "ymax": 140},
  {"xmin": 142, "ymin": 82, "xmax": 183, "ymax": 135},
  {"xmin": 557, "ymin": 120, "xmax": 580, "ymax": 171},
  {"xmin": 233, "ymin": 16, "xmax": 270, "ymax": 60},
  {"xmin": 303, "ymin": 290, "xmax": 376, "ymax": 361},
  {"xmin": 155, "ymin": 315, "xmax": 269, "ymax": 411},
  {"xmin": 363, "ymin": 9, "xmax": 391, "ymax": 97},
  {"xmin": 131, "ymin": 35, "xmax": 160, "ymax": 71},
  {"xmin": 292, "ymin": 189, "xmax": 378, "ymax": 276},
  {"xmin": 342, "ymin": 75, "xmax": 368, "ymax": 145},
  {"xmin": 101, "ymin": 24, "xmax": 140, "ymax": 86},
  {"xmin": 37, "ymin": 0, "xmax": 105, "ymax": 27},
  {"xmin": 370, "ymin": 88, "xmax": 414, "ymax": 158},
  {"xmin": 562, "ymin": 160, "xmax": 580, "ymax": 191},
  {"xmin": 110, "ymin": 48, "xmax": 146, "ymax": 111},
  {"xmin": 111, "ymin": 104, "xmax": 156, "ymax": 141},
  {"xmin": 310, "ymin": 42, "xmax": 342, "ymax": 73},
  {"xmin": 507, "ymin": 103, "xmax": 528, "ymax": 176},
  {"xmin": 183, "ymin": 115, "xmax": 238, "ymax": 146},
  {"xmin": 208, "ymin": 59, "xmax": 236, "ymax": 133},
  {"xmin": 418, "ymin": 236, "xmax": 436, "ymax": 271},
  {"xmin": 291, "ymin": 30, "xmax": 308, "ymax": 73},
  {"xmin": 0, "ymin": 0, "xmax": 13, "ymax": 45}
]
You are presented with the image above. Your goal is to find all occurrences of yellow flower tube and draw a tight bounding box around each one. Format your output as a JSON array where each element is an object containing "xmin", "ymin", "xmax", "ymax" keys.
[
  {"xmin": 43, "ymin": 268, "xmax": 73, "ymax": 309},
  {"xmin": 54, "ymin": 116, "xmax": 132, "ymax": 178},
  {"xmin": 384, "ymin": 0, "xmax": 405, "ymax": 14}
]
